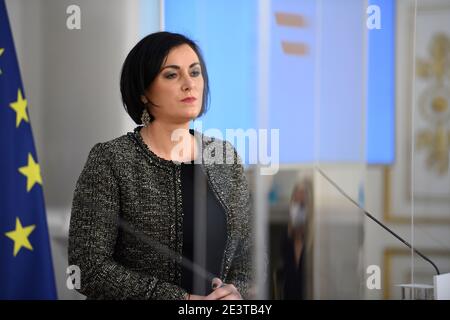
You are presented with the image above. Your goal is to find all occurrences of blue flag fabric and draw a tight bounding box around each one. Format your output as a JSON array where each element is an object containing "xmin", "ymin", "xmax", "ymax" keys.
[{"xmin": 0, "ymin": 0, "xmax": 57, "ymax": 299}]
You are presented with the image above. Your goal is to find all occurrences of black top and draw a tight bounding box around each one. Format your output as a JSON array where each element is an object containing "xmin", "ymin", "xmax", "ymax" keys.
[
  {"xmin": 282, "ymin": 233, "xmax": 306, "ymax": 300},
  {"xmin": 180, "ymin": 161, "xmax": 227, "ymax": 296}
]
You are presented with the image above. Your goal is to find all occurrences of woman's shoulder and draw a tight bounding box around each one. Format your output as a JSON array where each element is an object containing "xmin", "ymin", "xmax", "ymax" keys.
[{"xmin": 85, "ymin": 130, "xmax": 139, "ymax": 162}]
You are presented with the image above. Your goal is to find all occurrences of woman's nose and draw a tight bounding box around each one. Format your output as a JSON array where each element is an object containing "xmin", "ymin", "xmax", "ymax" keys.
[{"xmin": 181, "ymin": 74, "xmax": 195, "ymax": 92}]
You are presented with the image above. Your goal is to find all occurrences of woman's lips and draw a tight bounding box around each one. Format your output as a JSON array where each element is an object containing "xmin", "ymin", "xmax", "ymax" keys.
[{"xmin": 181, "ymin": 97, "xmax": 196, "ymax": 103}]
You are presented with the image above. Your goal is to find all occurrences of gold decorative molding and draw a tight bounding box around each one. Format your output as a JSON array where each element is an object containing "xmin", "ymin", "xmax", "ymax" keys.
[
  {"xmin": 415, "ymin": 33, "xmax": 450, "ymax": 176},
  {"xmin": 383, "ymin": 167, "xmax": 450, "ymax": 224}
]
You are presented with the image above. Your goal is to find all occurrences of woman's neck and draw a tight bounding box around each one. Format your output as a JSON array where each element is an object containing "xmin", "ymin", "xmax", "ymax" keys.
[{"xmin": 142, "ymin": 121, "xmax": 197, "ymax": 162}]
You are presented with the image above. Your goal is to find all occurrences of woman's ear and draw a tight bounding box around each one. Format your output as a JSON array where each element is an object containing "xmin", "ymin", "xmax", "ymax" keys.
[{"xmin": 141, "ymin": 95, "xmax": 148, "ymax": 104}]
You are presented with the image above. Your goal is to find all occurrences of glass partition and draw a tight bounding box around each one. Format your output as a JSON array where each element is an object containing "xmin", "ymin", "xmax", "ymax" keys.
[
  {"xmin": 311, "ymin": 0, "xmax": 367, "ymax": 300},
  {"xmin": 165, "ymin": 0, "xmax": 369, "ymax": 300},
  {"xmin": 378, "ymin": 0, "xmax": 450, "ymax": 300},
  {"xmin": 9, "ymin": 0, "xmax": 450, "ymax": 300},
  {"xmin": 411, "ymin": 0, "xmax": 450, "ymax": 300}
]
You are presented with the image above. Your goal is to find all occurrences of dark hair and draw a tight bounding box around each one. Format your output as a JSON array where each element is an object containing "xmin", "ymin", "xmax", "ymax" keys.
[{"xmin": 120, "ymin": 32, "xmax": 210, "ymax": 124}]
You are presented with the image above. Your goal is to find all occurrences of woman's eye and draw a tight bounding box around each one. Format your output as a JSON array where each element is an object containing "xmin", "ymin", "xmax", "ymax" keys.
[
  {"xmin": 165, "ymin": 73, "xmax": 177, "ymax": 79},
  {"xmin": 191, "ymin": 70, "xmax": 201, "ymax": 77}
]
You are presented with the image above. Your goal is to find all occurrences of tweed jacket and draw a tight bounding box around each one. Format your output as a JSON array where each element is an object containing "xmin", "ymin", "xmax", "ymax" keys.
[{"xmin": 68, "ymin": 126, "xmax": 254, "ymax": 300}]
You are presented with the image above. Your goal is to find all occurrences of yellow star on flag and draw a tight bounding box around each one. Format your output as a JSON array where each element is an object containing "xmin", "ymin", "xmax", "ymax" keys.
[
  {"xmin": 4, "ymin": 217, "xmax": 36, "ymax": 257},
  {"xmin": 18, "ymin": 153, "xmax": 42, "ymax": 192},
  {"xmin": 9, "ymin": 89, "xmax": 29, "ymax": 128},
  {"xmin": 0, "ymin": 48, "xmax": 4, "ymax": 75}
]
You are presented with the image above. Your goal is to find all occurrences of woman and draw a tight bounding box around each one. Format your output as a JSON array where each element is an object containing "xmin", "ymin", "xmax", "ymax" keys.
[
  {"xmin": 68, "ymin": 32, "xmax": 254, "ymax": 300},
  {"xmin": 281, "ymin": 179, "xmax": 313, "ymax": 300}
]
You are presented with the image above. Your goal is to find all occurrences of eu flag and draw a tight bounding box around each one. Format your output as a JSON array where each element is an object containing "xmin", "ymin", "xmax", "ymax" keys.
[{"xmin": 0, "ymin": 0, "xmax": 57, "ymax": 299}]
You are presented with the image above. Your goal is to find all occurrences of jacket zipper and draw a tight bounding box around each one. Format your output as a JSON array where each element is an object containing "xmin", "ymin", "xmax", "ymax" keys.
[{"xmin": 173, "ymin": 165, "xmax": 182, "ymax": 284}]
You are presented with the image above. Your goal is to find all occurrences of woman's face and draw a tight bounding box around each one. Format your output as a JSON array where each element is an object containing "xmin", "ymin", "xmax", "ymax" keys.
[{"xmin": 144, "ymin": 44, "xmax": 204, "ymax": 124}]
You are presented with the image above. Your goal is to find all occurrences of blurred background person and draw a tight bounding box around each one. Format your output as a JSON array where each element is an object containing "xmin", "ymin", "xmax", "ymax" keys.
[{"xmin": 281, "ymin": 179, "xmax": 313, "ymax": 300}]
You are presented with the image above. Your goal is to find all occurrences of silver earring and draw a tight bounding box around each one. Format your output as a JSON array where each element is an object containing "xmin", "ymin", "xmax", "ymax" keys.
[{"xmin": 141, "ymin": 108, "xmax": 151, "ymax": 126}]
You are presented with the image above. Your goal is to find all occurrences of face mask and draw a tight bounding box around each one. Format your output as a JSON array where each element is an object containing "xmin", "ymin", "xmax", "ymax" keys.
[{"xmin": 289, "ymin": 203, "xmax": 306, "ymax": 227}]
